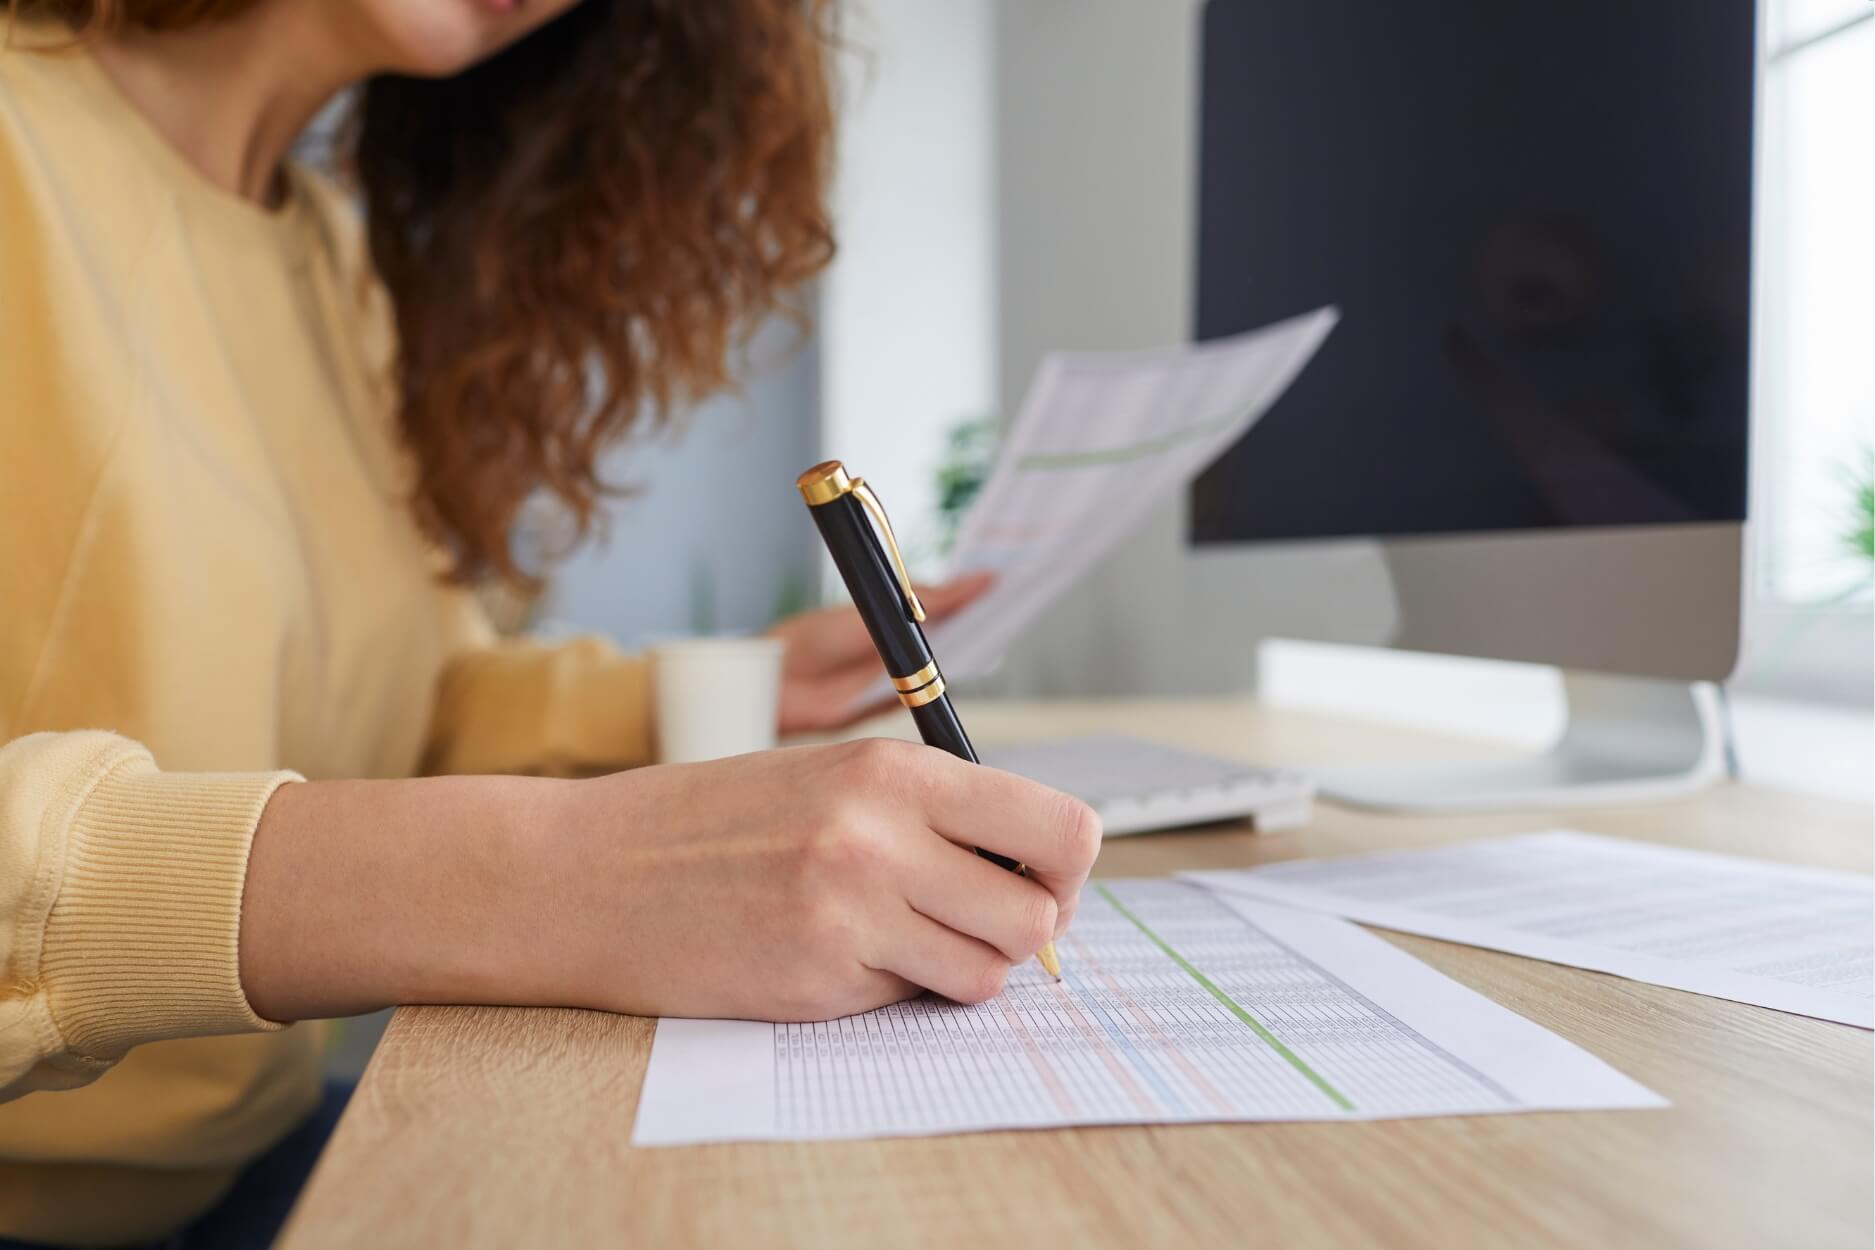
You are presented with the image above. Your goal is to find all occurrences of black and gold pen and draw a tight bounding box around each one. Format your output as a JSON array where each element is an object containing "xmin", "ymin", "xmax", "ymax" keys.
[{"xmin": 796, "ymin": 459, "xmax": 1062, "ymax": 980}]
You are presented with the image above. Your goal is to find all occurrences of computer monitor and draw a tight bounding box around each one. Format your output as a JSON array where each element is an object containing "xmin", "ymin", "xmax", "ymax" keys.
[{"xmin": 1191, "ymin": 0, "xmax": 1757, "ymax": 808}]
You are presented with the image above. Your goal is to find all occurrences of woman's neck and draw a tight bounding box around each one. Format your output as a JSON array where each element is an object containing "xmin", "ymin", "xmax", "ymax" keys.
[{"xmin": 86, "ymin": 3, "xmax": 373, "ymax": 207}]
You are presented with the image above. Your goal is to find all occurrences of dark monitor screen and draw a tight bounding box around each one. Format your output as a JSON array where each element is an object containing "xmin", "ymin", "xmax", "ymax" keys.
[{"xmin": 1190, "ymin": 0, "xmax": 1755, "ymax": 547}]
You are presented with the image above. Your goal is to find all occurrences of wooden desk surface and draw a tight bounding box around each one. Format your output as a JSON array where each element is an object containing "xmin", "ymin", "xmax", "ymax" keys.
[{"xmin": 279, "ymin": 699, "xmax": 1873, "ymax": 1250}]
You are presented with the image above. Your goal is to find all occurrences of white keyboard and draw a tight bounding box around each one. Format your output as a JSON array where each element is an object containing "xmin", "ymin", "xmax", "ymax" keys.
[{"xmin": 981, "ymin": 735, "xmax": 1313, "ymax": 837}]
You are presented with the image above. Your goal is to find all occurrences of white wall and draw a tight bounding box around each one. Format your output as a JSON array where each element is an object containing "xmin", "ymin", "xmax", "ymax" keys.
[{"xmin": 819, "ymin": 0, "xmax": 998, "ymax": 573}]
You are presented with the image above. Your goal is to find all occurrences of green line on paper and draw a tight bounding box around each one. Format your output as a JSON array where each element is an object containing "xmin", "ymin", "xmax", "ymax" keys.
[
  {"xmin": 1012, "ymin": 410, "xmax": 1239, "ymax": 470},
  {"xmin": 1093, "ymin": 883, "xmax": 1355, "ymax": 1111}
]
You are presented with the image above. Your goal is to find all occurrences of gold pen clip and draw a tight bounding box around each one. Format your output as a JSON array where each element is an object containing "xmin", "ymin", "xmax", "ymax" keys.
[{"xmin": 848, "ymin": 478, "xmax": 927, "ymax": 623}]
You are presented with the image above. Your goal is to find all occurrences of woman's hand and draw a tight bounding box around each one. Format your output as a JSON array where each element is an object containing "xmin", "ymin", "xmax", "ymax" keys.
[
  {"xmin": 542, "ymin": 738, "xmax": 1100, "ymax": 1019},
  {"xmin": 768, "ymin": 572, "xmax": 993, "ymax": 733},
  {"xmin": 239, "ymin": 737, "xmax": 1100, "ymax": 1024}
]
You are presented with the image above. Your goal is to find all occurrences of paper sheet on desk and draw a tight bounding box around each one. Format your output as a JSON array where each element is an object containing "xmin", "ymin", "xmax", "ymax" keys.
[
  {"xmin": 1186, "ymin": 831, "xmax": 1875, "ymax": 1028},
  {"xmin": 849, "ymin": 307, "xmax": 1338, "ymax": 713},
  {"xmin": 631, "ymin": 878, "xmax": 1662, "ymax": 1146}
]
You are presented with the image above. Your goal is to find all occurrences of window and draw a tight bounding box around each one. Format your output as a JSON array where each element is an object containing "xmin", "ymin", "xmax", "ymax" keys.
[{"xmin": 1741, "ymin": 0, "xmax": 1874, "ymax": 703}]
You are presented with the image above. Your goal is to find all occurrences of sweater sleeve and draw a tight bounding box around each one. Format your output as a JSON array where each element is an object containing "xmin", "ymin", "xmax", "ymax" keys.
[
  {"xmin": 422, "ymin": 633, "xmax": 656, "ymax": 777},
  {"xmin": 0, "ymin": 732, "xmax": 299, "ymax": 1100},
  {"xmin": 1, "ymin": 87, "xmax": 306, "ymax": 1100}
]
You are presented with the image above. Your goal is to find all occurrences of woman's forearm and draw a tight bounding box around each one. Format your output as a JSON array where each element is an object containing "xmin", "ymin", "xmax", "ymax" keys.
[
  {"xmin": 237, "ymin": 774, "xmax": 570, "ymax": 1022},
  {"xmin": 236, "ymin": 741, "xmax": 1100, "ymax": 1026}
]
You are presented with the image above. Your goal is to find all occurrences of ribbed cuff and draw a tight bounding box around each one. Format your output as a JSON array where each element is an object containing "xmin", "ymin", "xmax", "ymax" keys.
[{"xmin": 40, "ymin": 755, "xmax": 302, "ymax": 1058}]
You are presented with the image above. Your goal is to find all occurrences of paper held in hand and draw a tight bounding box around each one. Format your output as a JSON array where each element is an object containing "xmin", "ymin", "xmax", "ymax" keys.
[{"xmin": 848, "ymin": 306, "xmax": 1339, "ymax": 713}]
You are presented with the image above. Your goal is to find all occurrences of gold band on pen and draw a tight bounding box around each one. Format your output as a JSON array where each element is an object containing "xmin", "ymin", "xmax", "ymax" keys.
[
  {"xmin": 898, "ymin": 675, "xmax": 946, "ymax": 709},
  {"xmin": 891, "ymin": 661, "xmax": 940, "ymax": 693}
]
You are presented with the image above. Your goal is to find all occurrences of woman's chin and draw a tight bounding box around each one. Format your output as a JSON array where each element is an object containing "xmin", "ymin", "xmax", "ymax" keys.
[{"xmin": 359, "ymin": 0, "xmax": 579, "ymax": 78}]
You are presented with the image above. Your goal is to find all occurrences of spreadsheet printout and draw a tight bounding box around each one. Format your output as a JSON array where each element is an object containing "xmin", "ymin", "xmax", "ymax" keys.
[
  {"xmin": 844, "ymin": 306, "xmax": 1338, "ymax": 713},
  {"xmin": 631, "ymin": 880, "xmax": 1661, "ymax": 1145},
  {"xmin": 1187, "ymin": 831, "xmax": 1874, "ymax": 1028}
]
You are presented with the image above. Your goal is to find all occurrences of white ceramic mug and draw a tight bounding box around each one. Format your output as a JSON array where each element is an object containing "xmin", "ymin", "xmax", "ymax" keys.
[{"xmin": 649, "ymin": 636, "xmax": 786, "ymax": 764}]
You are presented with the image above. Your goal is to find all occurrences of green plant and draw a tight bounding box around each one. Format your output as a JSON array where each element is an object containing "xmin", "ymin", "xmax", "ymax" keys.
[
  {"xmin": 932, "ymin": 415, "xmax": 999, "ymax": 557},
  {"xmin": 1841, "ymin": 444, "xmax": 1873, "ymax": 567}
]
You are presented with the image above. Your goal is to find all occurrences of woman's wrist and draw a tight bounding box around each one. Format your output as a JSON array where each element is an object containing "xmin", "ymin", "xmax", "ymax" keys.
[{"xmin": 238, "ymin": 772, "xmax": 574, "ymax": 1022}]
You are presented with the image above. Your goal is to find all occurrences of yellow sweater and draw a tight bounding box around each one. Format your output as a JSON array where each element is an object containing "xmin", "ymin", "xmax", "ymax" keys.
[{"xmin": 0, "ymin": 33, "xmax": 653, "ymax": 1245}]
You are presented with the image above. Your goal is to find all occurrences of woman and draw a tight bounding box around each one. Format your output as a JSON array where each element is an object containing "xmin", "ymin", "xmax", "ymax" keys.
[{"xmin": 0, "ymin": 1, "xmax": 1100, "ymax": 1245}]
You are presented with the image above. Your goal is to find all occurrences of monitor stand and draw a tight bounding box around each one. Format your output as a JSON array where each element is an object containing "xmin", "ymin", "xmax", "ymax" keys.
[{"xmin": 1315, "ymin": 672, "xmax": 1725, "ymax": 812}]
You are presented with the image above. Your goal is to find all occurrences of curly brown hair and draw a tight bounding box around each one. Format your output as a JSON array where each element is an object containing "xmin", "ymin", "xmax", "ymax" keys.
[{"xmin": 9, "ymin": 0, "xmax": 837, "ymax": 584}]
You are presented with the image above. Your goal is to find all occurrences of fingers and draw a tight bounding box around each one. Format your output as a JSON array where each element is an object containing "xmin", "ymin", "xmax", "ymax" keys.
[
  {"xmin": 908, "ymin": 752, "xmax": 1103, "ymax": 916},
  {"xmin": 874, "ymin": 906, "xmax": 1016, "ymax": 1006},
  {"xmin": 910, "ymin": 571, "xmax": 994, "ymax": 620},
  {"xmin": 820, "ymin": 739, "xmax": 1100, "ymax": 987},
  {"xmin": 899, "ymin": 833, "xmax": 1060, "ymax": 963}
]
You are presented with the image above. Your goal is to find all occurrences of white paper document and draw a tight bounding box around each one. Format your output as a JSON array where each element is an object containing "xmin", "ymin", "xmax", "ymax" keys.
[
  {"xmin": 1187, "ymin": 831, "xmax": 1875, "ymax": 1028},
  {"xmin": 632, "ymin": 879, "xmax": 1661, "ymax": 1146},
  {"xmin": 848, "ymin": 308, "xmax": 1337, "ymax": 712}
]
